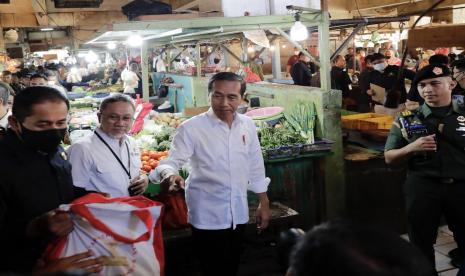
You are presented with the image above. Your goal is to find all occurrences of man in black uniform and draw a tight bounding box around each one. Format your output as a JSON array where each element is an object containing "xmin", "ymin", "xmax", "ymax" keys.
[
  {"xmin": 291, "ymin": 52, "xmax": 313, "ymax": 86},
  {"xmin": 331, "ymin": 55, "xmax": 352, "ymax": 98},
  {"xmin": 0, "ymin": 86, "xmax": 102, "ymax": 274},
  {"xmin": 384, "ymin": 64, "xmax": 465, "ymax": 270},
  {"xmin": 369, "ymin": 53, "xmax": 416, "ymax": 108}
]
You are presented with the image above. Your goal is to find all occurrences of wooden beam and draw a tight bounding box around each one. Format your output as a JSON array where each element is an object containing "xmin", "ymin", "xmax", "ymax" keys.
[
  {"xmin": 350, "ymin": 0, "xmax": 410, "ymax": 11},
  {"xmin": 397, "ymin": 0, "xmax": 465, "ymax": 16},
  {"xmin": 31, "ymin": 0, "xmax": 49, "ymax": 26},
  {"xmin": 408, "ymin": 24, "xmax": 465, "ymax": 48},
  {"xmin": 172, "ymin": 0, "xmax": 199, "ymax": 10},
  {"xmin": 0, "ymin": 13, "xmax": 38, "ymax": 27}
]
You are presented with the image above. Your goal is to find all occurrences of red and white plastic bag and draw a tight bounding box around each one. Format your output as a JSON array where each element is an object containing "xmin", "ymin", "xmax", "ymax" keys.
[{"xmin": 44, "ymin": 194, "xmax": 164, "ymax": 276}]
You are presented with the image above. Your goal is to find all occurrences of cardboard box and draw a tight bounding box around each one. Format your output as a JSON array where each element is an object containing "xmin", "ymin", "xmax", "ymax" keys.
[{"xmin": 183, "ymin": 106, "xmax": 209, "ymax": 117}]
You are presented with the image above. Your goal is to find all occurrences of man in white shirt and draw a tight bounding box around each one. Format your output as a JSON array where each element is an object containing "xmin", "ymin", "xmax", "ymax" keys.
[
  {"xmin": 68, "ymin": 94, "xmax": 148, "ymax": 197},
  {"xmin": 0, "ymin": 82, "xmax": 13, "ymax": 130},
  {"xmin": 149, "ymin": 72, "xmax": 270, "ymax": 276}
]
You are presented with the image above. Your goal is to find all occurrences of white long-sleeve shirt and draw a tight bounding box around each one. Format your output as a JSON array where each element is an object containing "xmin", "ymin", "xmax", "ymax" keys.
[
  {"xmin": 67, "ymin": 128, "xmax": 142, "ymax": 197},
  {"xmin": 149, "ymin": 108, "xmax": 269, "ymax": 230}
]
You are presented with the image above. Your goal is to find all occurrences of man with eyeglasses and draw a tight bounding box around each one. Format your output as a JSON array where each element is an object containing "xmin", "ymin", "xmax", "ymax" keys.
[
  {"xmin": 68, "ymin": 93, "xmax": 148, "ymax": 197},
  {"xmin": 384, "ymin": 64, "xmax": 465, "ymax": 271}
]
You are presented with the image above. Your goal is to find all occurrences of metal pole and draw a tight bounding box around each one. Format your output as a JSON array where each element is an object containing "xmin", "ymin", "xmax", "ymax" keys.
[
  {"xmin": 318, "ymin": 11, "xmax": 331, "ymax": 91},
  {"xmin": 196, "ymin": 43, "xmax": 201, "ymax": 77},
  {"xmin": 271, "ymin": 38, "xmax": 281, "ymax": 79},
  {"xmin": 330, "ymin": 23, "xmax": 365, "ymax": 61},
  {"xmin": 141, "ymin": 42, "xmax": 150, "ymax": 101},
  {"xmin": 275, "ymin": 27, "xmax": 320, "ymax": 67}
]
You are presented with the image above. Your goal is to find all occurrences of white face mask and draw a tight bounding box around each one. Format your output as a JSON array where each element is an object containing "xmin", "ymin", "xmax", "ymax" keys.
[
  {"xmin": 373, "ymin": 63, "xmax": 387, "ymax": 72},
  {"xmin": 294, "ymin": 51, "xmax": 299, "ymax": 56}
]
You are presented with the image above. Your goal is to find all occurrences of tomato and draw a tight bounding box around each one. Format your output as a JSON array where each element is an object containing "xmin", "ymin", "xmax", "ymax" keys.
[
  {"xmin": 141, "ymin": 156, "xmax": 150, "ymax": 161},
  {"xmin": 143, "ymin": 165, "xmax": 152, "ymax": 172},
  {"xmin": 149, "ymin": 152, "xmax": 161, "ymax": 160},
  {"xmin": 159, "ymin": 156, "xmax": 167, "ymax": 160}
]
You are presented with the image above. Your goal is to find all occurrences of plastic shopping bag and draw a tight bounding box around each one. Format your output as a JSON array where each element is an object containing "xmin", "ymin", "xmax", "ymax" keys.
[{"xmin": 44, "ymin": 194, "xmax": 165, "ymax": 276}]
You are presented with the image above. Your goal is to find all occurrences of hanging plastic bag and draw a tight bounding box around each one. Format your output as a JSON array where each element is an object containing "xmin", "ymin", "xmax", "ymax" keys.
[
  {"xmin": 43, "ymin": 194, "xmax": 165, "ymax": 276},
  {"xmin": 243, "ymin": 66, "xmax": 261, "ymax": 83},
  {"xmin": 153, "ymin": 192, "xmax": 188, "ymax": 230},
  {"xmin": 130, "ymin": 101, "xmax": 154, "ymax": 135}
]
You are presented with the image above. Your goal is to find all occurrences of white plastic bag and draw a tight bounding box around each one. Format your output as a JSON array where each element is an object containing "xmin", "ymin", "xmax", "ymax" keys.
[{"xmin": 44, "ymin": 194, "xmax": 164, "ymax": 276}]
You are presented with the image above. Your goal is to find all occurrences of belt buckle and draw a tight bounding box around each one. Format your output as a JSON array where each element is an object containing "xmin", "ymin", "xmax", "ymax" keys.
[{"xmin": 441, "ymin": 178, "xmax": 454, "ymax": 184}]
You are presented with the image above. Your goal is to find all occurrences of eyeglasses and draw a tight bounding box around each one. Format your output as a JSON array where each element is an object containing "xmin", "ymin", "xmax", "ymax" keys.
[{"xmin": 101, "ymin": 113, "xmax": 134, "ymax": 123}]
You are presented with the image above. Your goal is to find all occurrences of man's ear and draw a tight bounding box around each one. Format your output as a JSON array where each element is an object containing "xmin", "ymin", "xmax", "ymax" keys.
[
  {"xmin": 450, "ymin": 79, "xmax": 457, "ymax": 90},
  {"xmin": 97, "ymin": 112, "xmax": 102, "ymax": 123},
  {"xmin": 8, "ymin": 116, "xmax": 20, "ymax": 132}
]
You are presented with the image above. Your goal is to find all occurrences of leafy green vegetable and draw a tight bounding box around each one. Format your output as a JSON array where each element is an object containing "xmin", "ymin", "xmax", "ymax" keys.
[
  {"xmin": 258, "ymin": 127, "xmax": 306, "ymax": 151},
  {"xmin": 284, "ymin": 101, "xmax": 316, "ymax": 144},
  {"xmin": 156, "ymin": 140, "xmax": 171, "ymax": 151},
  {"xmin": 154, "ymin": 126, "xmax": 176, "ymax": 144}
]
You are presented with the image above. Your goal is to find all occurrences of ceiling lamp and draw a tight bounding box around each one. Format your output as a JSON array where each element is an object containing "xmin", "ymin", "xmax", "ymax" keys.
[
  {"xmin": 107, "ymin": 42, "xmax": 116, "ymax": 50},
  {"xmin": 127, "ymin": 34, "xmax": 143, "ymax": 47},
  {"xmin": 290, "ymin": 13, "xmax": 308, "ymax": 42}
]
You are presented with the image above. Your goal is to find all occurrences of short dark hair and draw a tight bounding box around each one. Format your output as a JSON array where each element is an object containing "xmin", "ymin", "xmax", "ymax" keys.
[
  {"xmin": 364, "ymin": 54, "xmax": 375, "ymax": 64},
  {"xmin": 452, "ymin": 59, "xmax": 465, "ymax": 71},
  {"xmin": 333, "ymin": 55, "xmax": 344, "ymax": 64},
  {"xmin": 428, "ymin": 54, "xmax": 449, "ymax": 65},
  {"xmin": 30, "ymin": 74, "xmax": 48, "ymax": 81},
  {"xmin": 2, "ymin": 70, "xmax": 12, "ymax": 77},
  {"xmin": 372, "ymin": 53, "xmax": 386, "ymax": 62},
  {"xmin": 298, "ymin": 52, "xmax": 305, "ymax": 58},
  {"xmin": 288, "ymin": 220, "xmax": 435, "ymax": 276},
  {"xmin": 99, "ymin": 93, "xmax": 135, "ymax": 112},
  {"xmin": 207, "ymin": 72, "xmax": 246, "ymax": 96},
  {"xmin": 12, "ymin": 86, "xmax": 69, "ymax": 123}
]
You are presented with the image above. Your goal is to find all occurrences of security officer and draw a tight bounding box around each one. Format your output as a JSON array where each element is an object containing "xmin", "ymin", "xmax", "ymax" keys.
[
  {"xmin": 384, "ymin": 64, "xmax": 465, "ymax": 269},
  {"xmin": 0, "ymin": 86, "xmax": 102, "ymax": 274}
]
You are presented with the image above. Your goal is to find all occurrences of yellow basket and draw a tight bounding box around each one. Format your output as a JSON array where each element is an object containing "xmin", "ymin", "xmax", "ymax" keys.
[{"xmin": 342, "ymin": 113, "xmax": 386, "ymax": 130}]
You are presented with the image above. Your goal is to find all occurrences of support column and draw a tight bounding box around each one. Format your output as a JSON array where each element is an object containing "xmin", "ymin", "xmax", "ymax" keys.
[
  {"xmin": 141, "ymin": 42, "xmax": 150, "ymax": 101},
  {"xmin": 318, "ymin": 11, "xmax": 331, "ymax": 91},
  {"xmin": 195, "ymin": 44, "xmax": 201, "ymax": 77},
  {"xmin": 0, "ymin": 28, "xmax": 5, "ymax": 54},
  {"xmin": 271, "ymin": 39, "xmax": 281, "ymax": 79}
]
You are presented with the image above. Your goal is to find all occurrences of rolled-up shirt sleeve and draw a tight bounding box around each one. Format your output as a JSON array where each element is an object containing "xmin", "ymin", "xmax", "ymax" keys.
[
  {"xmin": 149, "ymin": 124, "xmax": 194, "ymax": 182},
  {"xmin": 247, "ymin": 122, "xmax": 270, "ymax": 193}
]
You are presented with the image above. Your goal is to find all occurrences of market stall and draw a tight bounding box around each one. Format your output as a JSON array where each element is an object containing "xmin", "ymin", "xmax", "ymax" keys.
[{"xmin": 83, "ymin": 13, "xmax": 344, "ymax": 225}]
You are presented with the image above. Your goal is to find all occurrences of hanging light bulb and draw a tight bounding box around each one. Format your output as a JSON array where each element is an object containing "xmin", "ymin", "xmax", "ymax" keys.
[
  {"xmin": 107, "ymin": 42, "xmax": 116, "ymax": 50},
  {"xmin": 270, "ymin": 45, "xmax": 275, "ymax": 51},
  {"xmin": 290, "ymin": 13, "xmax": 308, "ymax": 42},
  {"xmin": 247, "ymin": 45, "xmax": 255, "ymax": 53},
  {"xmin": 127, "ymin": 34, "xmax": 143, "ymax": 47},
  {"xmin": 282, "ymin": 45, "xmax": 287, "ymax": 49}
]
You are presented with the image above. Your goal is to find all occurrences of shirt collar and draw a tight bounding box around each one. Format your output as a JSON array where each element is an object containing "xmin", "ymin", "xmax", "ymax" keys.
[
  {"xmin": 205, "ymin": 107, "xmax": 242, "ymax": 128},
  {"xmin": 420, "ymin": 102, "xmax": 459, "ymax": 118},
  {"xmin": 95, "ymin": 127, "xmax": 127, "ymax": 146}
]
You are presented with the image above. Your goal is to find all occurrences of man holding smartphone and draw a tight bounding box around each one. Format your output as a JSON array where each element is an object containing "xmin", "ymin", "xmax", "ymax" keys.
[
  {"xmin": 385, "ymin": 64, "xmax": 465, "ymax": 269},
  {"xmin": 68, "ymin": 94, "xmax": 148, "ymax": 197}
]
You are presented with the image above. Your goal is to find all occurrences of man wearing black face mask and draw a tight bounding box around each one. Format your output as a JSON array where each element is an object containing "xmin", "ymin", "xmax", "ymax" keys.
[{"xmin": 0, "ymin": 86, "xmax": 102, "ymax": 274}]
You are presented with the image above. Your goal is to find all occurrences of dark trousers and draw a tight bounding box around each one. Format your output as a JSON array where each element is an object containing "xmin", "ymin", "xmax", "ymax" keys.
[
  {"xmin": 191, "ymin": 224, "xmax": 246, "ymax": 276},
  {"xmin": 404, "ymin": 175, "xmax": 465, "ymax": 267}
]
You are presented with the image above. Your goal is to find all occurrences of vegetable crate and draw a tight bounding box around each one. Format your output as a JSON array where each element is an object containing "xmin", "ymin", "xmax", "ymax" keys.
[
  {"xmin": 301, "ymin": 139, "xmax": 334, "ymax": 153},
  {"xmin": 342, "ymin": 113, "xmax": 393, "ymax": 130}
]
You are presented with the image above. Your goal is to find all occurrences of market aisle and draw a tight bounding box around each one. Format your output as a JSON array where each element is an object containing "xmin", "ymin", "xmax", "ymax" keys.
[{"xmin": 403, "ymin": 226, "xmax": 459, "ymax": 275}]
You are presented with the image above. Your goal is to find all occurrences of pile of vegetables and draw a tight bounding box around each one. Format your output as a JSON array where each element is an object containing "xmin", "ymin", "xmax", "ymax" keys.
[
  {"xmin": 140, "ymin": 150, "xmax": 169, "ymax": 173},
  {"xmin": 284, "ymin": 101, "xmax": 316, "ymax": 144},
  {"xmin": 154, "ymin": 113, "xmax": 185, "ymax": 128},
  {"xmin": 258, "ymin": 126, "xmax": 306, "ymax": 151}
]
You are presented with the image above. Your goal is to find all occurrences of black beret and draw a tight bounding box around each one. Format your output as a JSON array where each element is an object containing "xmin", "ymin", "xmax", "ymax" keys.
[{"xmin": 413, "ymin": 64, "xmax": 451, "ymax": 87}]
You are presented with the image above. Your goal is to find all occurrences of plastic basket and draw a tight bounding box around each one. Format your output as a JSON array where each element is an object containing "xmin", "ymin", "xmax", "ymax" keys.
[{"xmin": 301, "ymin": 138, "xmax": 334, "ymax": 153}]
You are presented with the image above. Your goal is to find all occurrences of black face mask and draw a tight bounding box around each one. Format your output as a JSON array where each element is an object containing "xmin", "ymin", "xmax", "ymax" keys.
[{"xmin": 19, "ymin": 125, "xmax": 67, "ymax": 153}]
